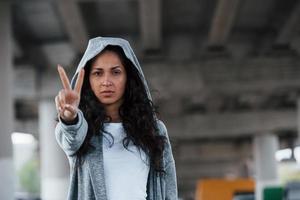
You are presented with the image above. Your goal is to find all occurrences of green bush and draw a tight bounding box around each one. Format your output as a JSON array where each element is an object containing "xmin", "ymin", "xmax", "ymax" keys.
[{"xmin": 18, "ymin": 158, "xmax": 40, "ymax": 194}]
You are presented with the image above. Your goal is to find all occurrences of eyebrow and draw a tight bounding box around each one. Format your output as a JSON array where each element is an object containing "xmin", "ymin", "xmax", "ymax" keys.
[{"xmin": 92, "ymin": 66, "xmax": 122, "ymax": 70}]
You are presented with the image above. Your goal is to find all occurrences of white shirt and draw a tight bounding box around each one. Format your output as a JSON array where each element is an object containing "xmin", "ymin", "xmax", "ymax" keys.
[{"xmin": 102, "ymin": 122, "xmax": 150, "ymax": 200}]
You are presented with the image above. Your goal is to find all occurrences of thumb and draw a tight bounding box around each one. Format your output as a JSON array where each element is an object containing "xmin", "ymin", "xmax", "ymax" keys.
[
  {"xmin": 61, "ymin": 104, "xmax": 78, "ymax": 121},
  {"xmin": 64, "ymin": 104, "xmax": 77, "ymax": 115}
]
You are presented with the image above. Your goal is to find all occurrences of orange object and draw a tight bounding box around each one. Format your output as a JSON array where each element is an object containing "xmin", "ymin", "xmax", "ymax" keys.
[{"xmin": 195, "ymin": 178, "xmax": 255, "ymax": 200}]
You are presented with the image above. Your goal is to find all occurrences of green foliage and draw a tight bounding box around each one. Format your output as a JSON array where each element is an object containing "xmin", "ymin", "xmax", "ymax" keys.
[
  {"xmin": 18, "ymin": 158, "xmax": 40, "ymax": 194},
  {"xmin": 279, "ymin": 162, "xmax": 300, "ymax": 185}
]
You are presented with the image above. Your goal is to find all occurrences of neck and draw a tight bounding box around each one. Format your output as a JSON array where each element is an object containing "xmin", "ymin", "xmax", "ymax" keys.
[{"xmin": 104, "ymin": 104, "xmax": 122, "ymax": 123}]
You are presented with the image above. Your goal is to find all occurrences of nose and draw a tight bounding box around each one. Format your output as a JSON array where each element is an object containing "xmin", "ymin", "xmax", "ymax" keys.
[{"xmin": 101, "ymin": 74, "xmax": 112, "ymax": 86}]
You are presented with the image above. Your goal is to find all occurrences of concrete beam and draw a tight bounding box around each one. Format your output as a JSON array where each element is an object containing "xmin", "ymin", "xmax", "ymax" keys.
[
  {"xmin": 139, "ymin": 0, "xmax": 162, "ymax": 51},
  {"xmin": 176, "ymin": 142, "xmax": 250, "ymax": 162},
  {"xmin": 166, "ymin": 110, "xmax": 296, "ymax": 139},
  {"xmin": 275, "ymin": 2, "xmax": 300, "ymax": 46},
  {"xmin": 15, "ymin": 56, "xmax": 300, "ymax": 99},
  {"xmin": 41, "ymin": 41, "xmax": 77, "ymax": 68},
  {"xmin": 56, "ymin": 0, "xmax": 88, "ymax": 53},
  {"xmin": 176, "ymin": 160, "xmax": 236, "ymax": 179},
  {"xmin": 208, "ymin": 0, "xmax": 240, "ymax": 47},
  {"xmin": 143, "ymin": 57, "xmax": 300, "ymax": 97}
]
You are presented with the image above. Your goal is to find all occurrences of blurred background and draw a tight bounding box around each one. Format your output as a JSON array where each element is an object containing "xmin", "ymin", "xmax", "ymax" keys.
[{"xmin": 1, "ymin": 0, "xmax": 300, "ymax": 199}]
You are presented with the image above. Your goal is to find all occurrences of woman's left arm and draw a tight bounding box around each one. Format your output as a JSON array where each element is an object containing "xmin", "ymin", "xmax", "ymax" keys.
[
  {"xmin": 157, "ymin": 120, "xmax": 178, "ymax": 200},
  {"xmin": 165, "ymin": 159, "xmax": 178, "ymax": 200}
]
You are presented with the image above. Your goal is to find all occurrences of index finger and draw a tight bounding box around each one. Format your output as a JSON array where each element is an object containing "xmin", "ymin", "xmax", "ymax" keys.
[
  {"xmin": 57, "ymin": 64, "xmax": 71, "ymax": 90},
  {"xmin": 74, "ymin": 68, "xmax": 85, "ymax": 95}
]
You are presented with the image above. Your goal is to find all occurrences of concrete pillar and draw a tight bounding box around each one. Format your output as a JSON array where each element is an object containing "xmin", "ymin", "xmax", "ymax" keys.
[
  {"xmin": 39, "ymin": 99, "xmax": 69, "ymax": 200},
  {"xmin": 253, "ymin": 134, "xmax": 279, "ymax": 200},
  {"xmin": 0, "ymin": 1, "xmax": 15, "ymax": 199}
]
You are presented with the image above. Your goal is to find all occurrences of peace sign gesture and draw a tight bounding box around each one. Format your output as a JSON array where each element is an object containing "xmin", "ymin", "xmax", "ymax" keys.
[{"xmin": 55, "ymin": 65, "xmax": 85, "ymax": 122}]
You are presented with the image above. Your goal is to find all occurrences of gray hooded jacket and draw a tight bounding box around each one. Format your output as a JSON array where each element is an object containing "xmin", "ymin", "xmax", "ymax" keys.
[{"xmin": 55, "ymin": 37, "xmax": 178, "ymax": 200}]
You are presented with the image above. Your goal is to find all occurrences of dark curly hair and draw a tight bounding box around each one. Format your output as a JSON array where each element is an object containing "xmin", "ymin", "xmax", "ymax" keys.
[{"xmin": 75, "ymin": 45, "xmax": 166, "ymax": 174}]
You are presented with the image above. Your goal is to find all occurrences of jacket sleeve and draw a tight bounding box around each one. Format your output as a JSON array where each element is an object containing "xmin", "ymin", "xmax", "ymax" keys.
[
  {"xmin": 165, "ymin": 160, "xmax": 178, "ymax": 200},
  {"xmin": 157, "ymin": 120, "xmax": 178, "ymax": 200},
  {"xmin": 55, "ymin": 109, "xmax": 88, "ymax": 157}
]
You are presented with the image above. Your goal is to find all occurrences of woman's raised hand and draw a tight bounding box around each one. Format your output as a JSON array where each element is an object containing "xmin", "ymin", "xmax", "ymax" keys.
[{"xmin": 55, "ymin": 65, "xmax": 85, "ymax": 122}]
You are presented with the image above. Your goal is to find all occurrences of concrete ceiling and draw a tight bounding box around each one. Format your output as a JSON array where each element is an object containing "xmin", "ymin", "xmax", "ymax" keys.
[{"xmin": 13, "ymin": 0, "xmax": 300, "ymax": 53}]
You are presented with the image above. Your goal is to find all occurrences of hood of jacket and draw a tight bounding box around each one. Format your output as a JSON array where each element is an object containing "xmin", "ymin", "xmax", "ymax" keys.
[{"xmin": 70, "ymin": 36, "xmax": 153, "ymax": 102}]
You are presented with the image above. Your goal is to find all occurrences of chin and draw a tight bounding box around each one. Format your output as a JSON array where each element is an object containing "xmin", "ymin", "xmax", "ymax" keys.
[
  {"xmin": 100, "ymin": 100, "xmax": 115, "ymax": 105},
  {"xmin": 96, "ymin": 94, "xmax": 124, "ymax": 107},
  {"xmin": 98, "ymin": 97, "xmax": 120, "ymax": 106},
  {"xmin": 98, "ymin": 99, "xmax": 114, "ymax": 104}
]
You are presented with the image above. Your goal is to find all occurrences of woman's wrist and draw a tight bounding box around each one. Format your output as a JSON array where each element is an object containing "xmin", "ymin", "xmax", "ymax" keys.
[{"xmin": 60, "ymin": 114, "xmax": 79, "ymax": 125}]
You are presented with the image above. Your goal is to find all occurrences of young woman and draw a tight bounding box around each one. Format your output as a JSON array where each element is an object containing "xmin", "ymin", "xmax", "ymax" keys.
[{"xmin": 55, "ymin": 37, "xmax": 178, "ymax": 200}]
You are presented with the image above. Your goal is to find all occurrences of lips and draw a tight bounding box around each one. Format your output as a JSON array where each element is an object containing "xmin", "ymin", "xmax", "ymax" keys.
[{"xmin": 101, "ymin": 90, "xmax": 114, "ymax": 94}]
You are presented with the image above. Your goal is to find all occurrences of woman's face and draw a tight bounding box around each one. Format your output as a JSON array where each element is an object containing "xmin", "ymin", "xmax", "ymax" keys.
[{"xmin": 89, "ymin": 50, "xmax": 127, "ymax": 108}]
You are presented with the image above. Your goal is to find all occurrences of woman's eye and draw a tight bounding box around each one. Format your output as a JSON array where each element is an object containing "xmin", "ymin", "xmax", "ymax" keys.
[
  {"xmin": 113, "ymin": 70, "xmax": 121, "ymax": 75},
  {"xmin": 93, "ymin": 71, "xmax": 102, "ymax": 76}
]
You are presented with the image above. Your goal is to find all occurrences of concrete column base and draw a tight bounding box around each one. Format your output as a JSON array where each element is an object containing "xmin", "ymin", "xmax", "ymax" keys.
[
  {"xmin": 253, "ymin": 134, "xmax": 279, "ymax": 200},
  {"xmin": 41, "ymin": 177, "xmax": 69, "ymax": 200},
  {"xmin": 0, "ymin": 158, "xmax": 15, "ymax": 200}
]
